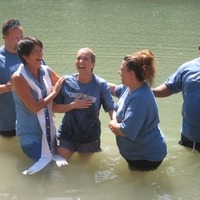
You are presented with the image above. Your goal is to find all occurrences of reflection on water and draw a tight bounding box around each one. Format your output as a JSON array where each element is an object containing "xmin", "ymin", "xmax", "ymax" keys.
[
  {"xmin": 0, "ymin": 0, "xmax": 200, "ymax": 199},
  {"xmin": 1, "ymin": 133, "xmax": 200, "ymax": 200}
]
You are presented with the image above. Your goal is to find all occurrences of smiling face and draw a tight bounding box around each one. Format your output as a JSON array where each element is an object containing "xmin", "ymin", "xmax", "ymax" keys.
[
  {"xmin": 17, "ymin": 36, "xmax": 44, "ymax": 68},
  {"xmin": 76, "ymin": 48, "xmax": 95, "ymax": 74},
  {"xmin": 23, "ymin": 44, "xmax": 43, "ymax": 67}
]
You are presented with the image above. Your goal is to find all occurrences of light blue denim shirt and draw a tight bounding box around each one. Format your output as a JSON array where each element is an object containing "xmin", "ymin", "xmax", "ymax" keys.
[{"xmin": 13, "ymin": 65, "xmax": 50, "ymax": 146}]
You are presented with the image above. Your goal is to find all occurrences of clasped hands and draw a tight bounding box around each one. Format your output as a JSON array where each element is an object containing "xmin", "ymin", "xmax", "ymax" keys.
[
  {"xmin": 109, "ymin": 120, "xmax": 117, "ymax": 134},
  {"xmin": 109, "ymin": 120, "xmax": 124, "ymax": 137}
]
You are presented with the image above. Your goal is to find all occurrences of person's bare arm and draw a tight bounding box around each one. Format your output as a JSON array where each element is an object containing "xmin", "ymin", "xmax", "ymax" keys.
[
  {"xmin": 109, "ymin": 119, "xmax": 125, "ymax": 136},
  {"xmin": 53, "ymin": 96, "xmax": 93, "ymax": 113},
  {"xmin": 108, "ymin": 110, "xmax": 114, "ymax": 120},
  {"xmin": 0, "ymin": 81, "xmax": 12, "ymax": 94},
  {"xmin": 152, "ymin": 83, "xmax": 173, "ymax": 97},
  {"xmin": 49, "ymin": 68, "xmax": 61, "ymax": 85},
  {"xmin": 108, "ymin": 82, "xmax": 117, "ymax": 97},
  {"xmin": 12, "ymin": 74, "xmax": 64, "ymax": 113}
]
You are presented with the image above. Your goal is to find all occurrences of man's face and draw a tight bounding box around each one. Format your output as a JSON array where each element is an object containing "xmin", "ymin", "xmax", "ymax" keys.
[{"xmin": 4, "ymin": 27, "xmax": 23, "ymax": 53}]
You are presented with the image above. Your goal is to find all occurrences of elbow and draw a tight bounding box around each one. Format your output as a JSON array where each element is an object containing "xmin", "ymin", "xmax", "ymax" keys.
[
  {"xmin": 52, "ymin": 102, "xmax": 61, "ymax": 113},
  {"xmin": 52, "ymin": 104, "xmax": 65, "ymax": 113},
  {"xmin": 152, "ymin": 84, "xmax": 173, "ymax": 98},
  {"xmin": 52, "ymin": 105, "xmax": 59, "ymax": 113},
  {"xmin": 52, "ymin": 108, "xmax": 61, "ymax": 113},
  {"xmin": 28, "ymin": 104, "xmax": 47, "ymax": 114},
  {"xmin": 29, "ymin": 107, "xmax": 41, "ymax": 114}
]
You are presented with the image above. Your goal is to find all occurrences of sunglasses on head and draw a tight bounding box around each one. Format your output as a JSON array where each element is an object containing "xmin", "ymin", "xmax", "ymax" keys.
[{"xmin": 2, "ymin": 19, "xmax": 21, "ymax": 35}]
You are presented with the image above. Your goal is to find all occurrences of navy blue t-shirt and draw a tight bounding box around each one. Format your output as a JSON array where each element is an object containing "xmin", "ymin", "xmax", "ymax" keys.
[{"xmin": 54, "ymin": 74, "xmax": 114, "ymax": 143}]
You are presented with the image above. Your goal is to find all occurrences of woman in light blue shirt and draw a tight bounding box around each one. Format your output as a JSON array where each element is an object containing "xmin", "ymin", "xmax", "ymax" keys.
[
  {"xmin": 109, "ymin": 50, "xmax": 167, "ymax": 171},
  {"xmin": 12, "ymin": 36, "xmax": 63, "ymax": 160}
]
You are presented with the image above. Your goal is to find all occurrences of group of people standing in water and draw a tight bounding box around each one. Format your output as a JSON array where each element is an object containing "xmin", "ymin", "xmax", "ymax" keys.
[{"xmin": 1, "ymin": 19, "xmax": 200, "ymax": 174}]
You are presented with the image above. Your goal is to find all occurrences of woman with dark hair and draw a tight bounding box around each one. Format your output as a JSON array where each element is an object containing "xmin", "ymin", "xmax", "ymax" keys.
[
  {"xmin": 12, "ymin": 36, "xmax": 67, "ymax": 174},
  {"xmin": 109, "ymin": 49, "xmax": 167, "ymax": 171}
]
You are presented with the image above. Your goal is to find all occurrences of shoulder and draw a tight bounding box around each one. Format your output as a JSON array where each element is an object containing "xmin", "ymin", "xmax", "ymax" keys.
[
  {"xmin": 137, "ymin": 84, "xmax": 152, "ymax": 97},
  {"xmin": 0, "ymin": 47, "xmax": 5, "ymax": 62},
  {"xmin": 0, "ymin": 54, "xmax": 4, "ymax": 66},
  {"xmin": 12, "ymin": 65, "xmax": 23, "ymax": 79},
  {"xmin": 189, "ymin": 57, "xmax": 200, "ymax": 67},
  {"xmin": 61, "ymin": 74, "xmax": 77, "ymax": 88},
  {"xmin": 63, "ymin": 74, "xmax": 76, "ymax": 82},
  {"xmin": 179, "ymin": 57, "xmax": 200, "ymax": 70},
  {"xmin": 64, "ymin": 74, "xmax": 75, "ymax": 79},
  {"xmin": 11, "ymin": 69, "xmax": 24, "ymax": 85},
  {"xmin": 0, "ymin": 46, "xmax": 4, "ymax": 54},
  {"xmin": 93, "ymin": 75, "xmax": 110, "ymax": 94},
  {"xmin": 93, "ymin": 75, "xmax": 108, "ymax": 88},
  {"xmin": 116, "ymin": 84, "xmax": 127, "ymax": 90},
  {"xmin": 130, "ymin": 85, "xmax": 152, "ymax": 102},
  {"xmin": 115, "ymin": 84, "xmax": 127, "ymax": 96},
  {"xmin": 93, "ymin": 74, "xmax": 106, "ymax": 82}
]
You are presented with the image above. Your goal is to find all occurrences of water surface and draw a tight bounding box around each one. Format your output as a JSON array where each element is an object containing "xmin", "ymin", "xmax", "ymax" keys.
[{"xmin": 0, "ymin": 0, "xmax": 200, "ymax": 199}]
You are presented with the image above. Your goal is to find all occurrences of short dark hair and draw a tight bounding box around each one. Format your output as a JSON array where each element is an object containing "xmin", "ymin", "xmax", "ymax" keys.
[
  {"xmin": 17, "ymin": 36, "xmax": 43, "ymax": 65},
  {"xmin": 2, "ymin": 19, "xmax": 21, "ymax": 36}
]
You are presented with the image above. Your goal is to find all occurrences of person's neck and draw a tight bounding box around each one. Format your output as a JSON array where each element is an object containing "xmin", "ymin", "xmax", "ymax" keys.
[
  {"xmin": 3, "ymin": 44, "xmax": 17, "ymax": 54},
  {"xmin": 129, "ymin": 81, "xmax": 144, "ymax": 93},
  {"xmin": 77, "ymin": 73, "xmax": 93, "ymax": 84},
  {"xmin": 26, "ymin": 64, "xmax": 40, "ymax": 81}
]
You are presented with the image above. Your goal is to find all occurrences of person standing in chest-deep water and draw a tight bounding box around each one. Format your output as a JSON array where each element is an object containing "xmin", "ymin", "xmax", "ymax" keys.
[
  {"xmin": 12, "ymin": 36, "xmax": 66, "ymax": 175},
  {"xmin": 152, "ymin": 46, "xmax": 200, "ymax": 153},
  {"xmin": 0, "ymin": 19, "xmax": 23, "ymax": 137},
  {"xmin": 109, "ymin": 49, "xmax": 167, "ymax": 171},
  {"xmin": 53, "ymin": 47, "xmax": 114, "ymax": 161}
]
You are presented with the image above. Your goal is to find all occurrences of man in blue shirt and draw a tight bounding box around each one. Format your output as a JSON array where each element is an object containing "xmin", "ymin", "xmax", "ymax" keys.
[
  {"xmin": 0, "ymin": 19, "xmax": 23, "ymax": 137},
  {"xmin": 153, "ymin": 50, "xmax": 200, "ymax": 152}
]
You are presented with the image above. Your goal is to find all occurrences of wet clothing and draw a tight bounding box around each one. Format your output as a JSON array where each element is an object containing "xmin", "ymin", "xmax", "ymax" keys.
[
  {"xmin": 58, "ymin": 138, "xmax": 101, "ymax": 153},
  {"xmin": 54, "ymin": 73, "xmax": 114, "ymax": 150},
  {"xmin": 0, "ymin": 47, "xmax": 21, "ymax": 134},
  {"xmin": 165, "ymin": 57, "xmax": 200, "ymax": 144},
  {"xmin": 13, "ymin": 64, "xmax": 55, "ymax": 160},
  {"xmin": 0, "ymin": 130, "xmax": 16, "ymax": 137},
  {"xmin": 179, "ymin": 134, "xmax": 200, "ymax": 153},
  {"xmin": 114, "ymin": 83, "xmax": 167, "ymax": 168},
  {"xmin": 126, "ymin": 159, "xmax": 163, "ymax": 171}
]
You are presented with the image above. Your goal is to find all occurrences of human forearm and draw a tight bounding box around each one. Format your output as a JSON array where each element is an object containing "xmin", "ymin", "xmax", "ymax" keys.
[
  {"xmin": 25, "ymin": 90, "xmax": 57, "ymax": 113},
  {"xmin": 12, "ymin": 75, "xmax": 64, "ymax": 113},
  {"xmin": 53, "ymin": 97, "xmax": 92, "ymax": 113},
  {"xmin": 32, "ymin": 77, "xmax": 64, "ymax": 113},
  {"xmin": 108, "ymin": 82, "xmax": 117, "ymax": 96},
  {"xmin": 49, "ymin": 68, "xmax": 61, "ymax": 85},
  {"xmin": 52, "ymin": 102, "xmax": 75, "ymax": 113},
  {"xmin": 152, "ymin": 83, "xmax": 173, "ymax": 97},
  {"xmin": 0, "ymin": 81, "xmax": 12, "ymax": 94},
  {"xmin": 108, "ymin": 110, "xmax": 114, "ymax": 120}
]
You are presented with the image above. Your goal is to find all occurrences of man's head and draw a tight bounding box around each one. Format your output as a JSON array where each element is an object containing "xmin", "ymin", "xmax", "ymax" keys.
[{"xmin": 2, "ymin": 19, "xmax": 23, "ymax": 53}]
